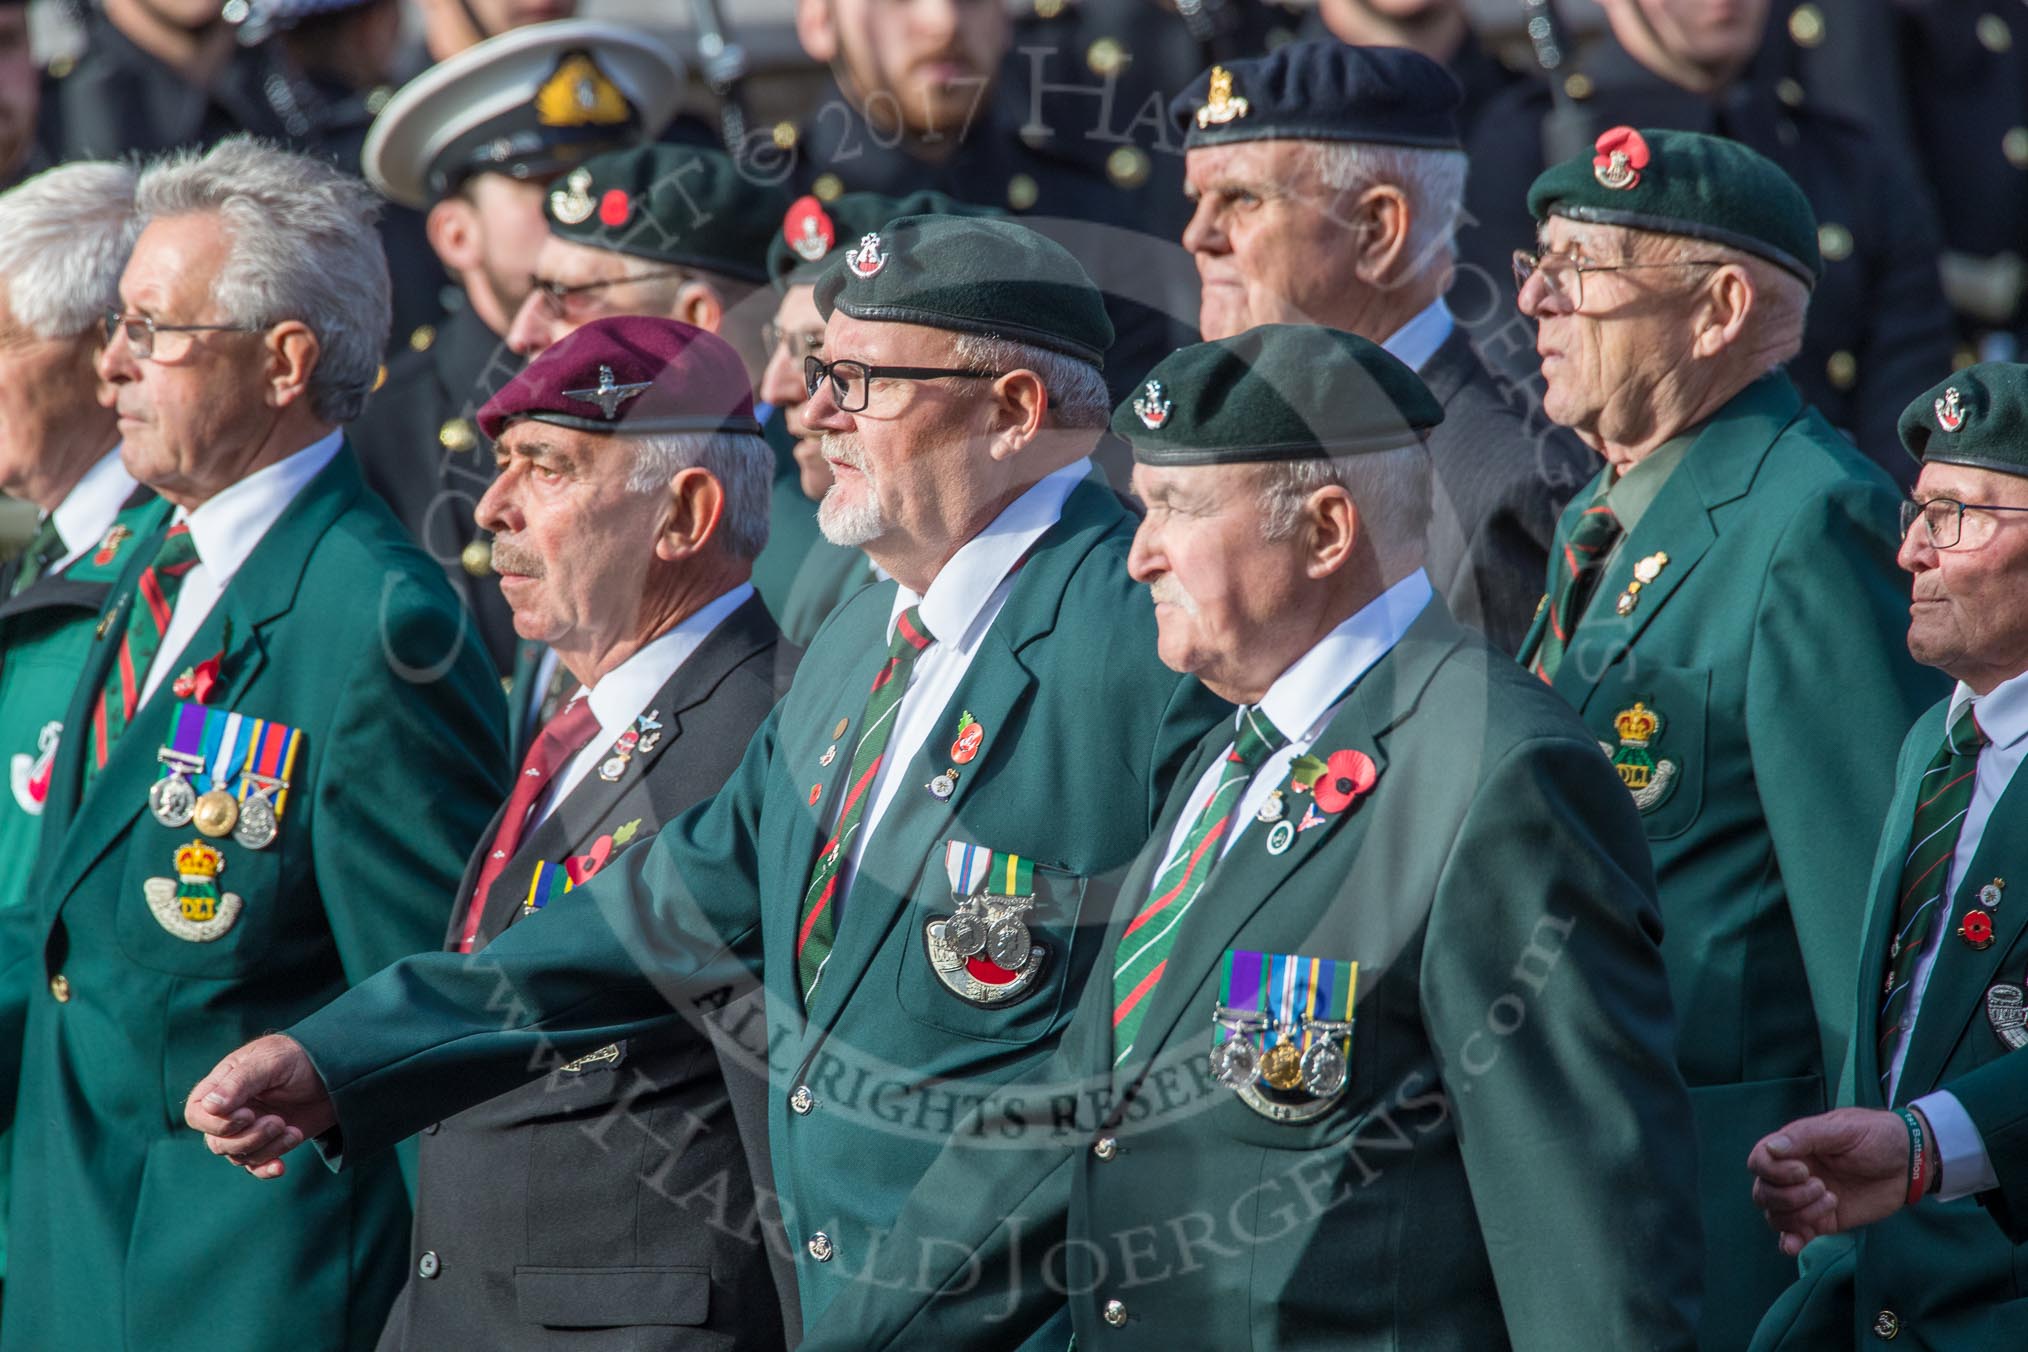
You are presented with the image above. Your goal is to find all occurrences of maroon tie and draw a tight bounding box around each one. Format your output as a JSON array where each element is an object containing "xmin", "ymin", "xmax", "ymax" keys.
[{"xmin": 457, "ymin": 696, "xmax": 602, "ymax": 952}]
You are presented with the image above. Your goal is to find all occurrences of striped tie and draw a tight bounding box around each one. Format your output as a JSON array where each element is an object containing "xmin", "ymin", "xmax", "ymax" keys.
[
  {"xmin": 1878, "ymin": 703, "xmax": 1989, "ymax": 1098},
  {"xmin": 11, "ymin": 515, "xmax": 64, "ymax": 595},
  {"xmin": 1111, "ymin": 706, "xmax": 1287, "ymax": 1065},
  {"xmin": 796, "ymin": 605, "xmax": 935, "ymax": 1004},
  {"xmin": 88, "ymin": 524, "xmax": 200, "ymax": 780},
  {"xmin": 1531, "ymin": 503, "xmax": 1621, "ymax": 683}
]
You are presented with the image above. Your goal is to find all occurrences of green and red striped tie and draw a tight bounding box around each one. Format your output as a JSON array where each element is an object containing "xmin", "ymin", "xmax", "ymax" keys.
[
  {"xmin": 1111, "ymin": 706, "xmax": 1287, "ymax": 1065},
  {"xmin": 1531, "ymin": 503, "xmax": 1620, "ymax": 683},
  {"xmin": 88, "ymin": 523, "xmax": 199, "ymax": 781},
  {"xmin": 1878, "ymin": 703, "xmax": 1988, "ymax": 1098},
  {"xmin": 796, "ymin": 605, "xmax": 935, "ymax": 1004}
]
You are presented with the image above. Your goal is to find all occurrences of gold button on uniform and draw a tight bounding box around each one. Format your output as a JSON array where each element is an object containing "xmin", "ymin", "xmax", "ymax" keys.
[
  {"xmin": 438, "ymin": 418, "xmax": 477, "ymax": 454},
  {"xmin": 1102, "ymin": 1298, "xmax": 1127, "ymax": 1327},
  {"xmin": 1827, "ymin": 351, "xmax": 1857, "ymax": 390},
  {"xmin": 1789, "ymin": 4, "xmax": 1826, "ymax": 48},
  {"xmin": 812, "ymin": 173, "xmax": 844, "ymax": 202},
  {"xmin": 1872, "ymin": 1309, "xmax": 1900, "ymax": 1340},
  {"xmin": 1977, "ymin": 13, "xmax": 2013, "ymax": 53},
  {"xmin": 460, "ymin": 540, "xmax": 493, "ymax": 577},
  {"xmin": 1818, "ymin": 223, "xmax": 1853, "ymax": 263},
  {"xmin": 1563, "ymin": 73, "xmax": 1593, "ymax": 101},
  {"xmin": 1086, "ymin": 38, "xmax": 1126, "ymax": 78},
  {"xmin": 48, "ymin": 974, "xmax": 70, "ymax": 1003},
  {"xmin": 1007, "ymin": 174, "xmax": 1039, "ymax": 211},
  {"xmin": 2005, "ymin": 127, "xmax": 2028, "ymax": 170},
  {"xmin": 408, "ymin": 324, "xmax": 436, "ymax": 353},
  {"xmin": 1106, "ymin": 147, "xmax": 1150, "ymax": 189}
]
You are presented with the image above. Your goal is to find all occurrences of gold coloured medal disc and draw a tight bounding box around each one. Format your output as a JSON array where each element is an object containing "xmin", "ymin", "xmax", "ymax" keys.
[
  {"xmin": 1261, "ymin": 1039, "xmax": 1303, "ymax": 1090},
  {"xmin": 192, "ymin": 789, "xmax": 240, "ymax": 838}
]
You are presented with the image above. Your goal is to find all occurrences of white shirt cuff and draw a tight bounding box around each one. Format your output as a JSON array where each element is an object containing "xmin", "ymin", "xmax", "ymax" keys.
[{"xmin": 1912, "ymin": 1090, "xmax": 1999, "ymax": 1202}]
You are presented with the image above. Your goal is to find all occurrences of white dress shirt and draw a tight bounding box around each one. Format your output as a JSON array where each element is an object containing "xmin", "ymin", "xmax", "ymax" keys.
[
  {"xmin": 47, "ymin": 446, "xmax": 139, "ymax": 574},
  {"xmin": 529, "ymin": 583, "xmax": 754, "ymax": 826},
  {"xmin": 138, "ymin": 431, "xmax": 345, "ymax": 706},
  {"xmin": 1150, "ymin": 570, "xmax": 1433, "ymax": 877},
  {"xmin": 1382, "ymin": 297, "xmax": 1455, "ymax": 374},
  {"xmin": 828, "ymin": 457, "xmax": 1091, "ymax": 910},
  {"xmin": 1897, "ymin": 672, "xmax": 2028, "ymax": 1199}
]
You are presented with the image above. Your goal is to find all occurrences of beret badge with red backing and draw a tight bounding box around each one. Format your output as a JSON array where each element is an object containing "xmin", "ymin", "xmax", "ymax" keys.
[
  {"xmin": 845, "ymin": 231, "xmax": 888, "ymax": 279},
  {"xmin": 784, "ymin": 195, "xmax": 838, "ymax": 263},
  {"xmin": 598, "ymin": 188, "xmax": 632, "ymax": 228},
  {"xmin": 1593, "ymin": 126, "xmax": 1650, "ymax": 192},
  {"xmin": 1935, "ymin": 386, "xmax": 1967, "ymax": 433}
]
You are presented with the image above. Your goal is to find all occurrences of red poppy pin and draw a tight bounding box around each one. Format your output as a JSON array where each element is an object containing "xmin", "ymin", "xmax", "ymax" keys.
[
  {"xmin": 1309, "ymin": 749, "xmax": 1379, "ymax": 815},
  {"xmin": 1592, "ymin": 126, "xmax": 1650, "ymax": 192},
  {"xmin": 171, "ymin": 650, "xmax": 224, "ymax": 704},
  {"xmin": 598, "ymin": 188, "xmax": 632, "ymax": 228}
]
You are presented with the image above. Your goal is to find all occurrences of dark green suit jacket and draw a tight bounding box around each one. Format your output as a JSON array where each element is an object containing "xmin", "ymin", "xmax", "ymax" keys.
[
  {"xmin": 0, "ymin": 449, "xmax": 509, "ymax": 1352},
  {"xmin": 1516, "ymin": 373, "xmax": 1943, "ymax": 1349},
  {"xmin": 284, "ymin": 476, "xmax": 1229, "ymax": 1335},
  {"xmin": 1755, "ymin": 697, "xmax": 2028, "ymax": 1350},
  {"xmin": 795, "ymin": 602, "xmax": 1702, "ymax": 1350}
]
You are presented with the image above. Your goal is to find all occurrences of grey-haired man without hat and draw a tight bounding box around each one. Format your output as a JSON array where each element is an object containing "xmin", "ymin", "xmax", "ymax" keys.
[{"xmin": 187, "ymin": 214, "xmax": 1230, "ymax": 1352}]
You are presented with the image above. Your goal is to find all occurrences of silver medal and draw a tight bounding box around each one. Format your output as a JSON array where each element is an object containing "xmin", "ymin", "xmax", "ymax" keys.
[
  {"xmin": 928, "ymin": 772, "xmax": 957, "ymax": 801},
  {"xmin": 234, "ymin": 794, "xmax": 278, "ymax": 850},
  {"xmin": 1299, "ymin": 1040, "xmax": 1347, "ymax": 1097},
  {"xmin": 1210, "ymin": 1036, "xmax": 1259, "ymax": 1090},
  {"xmin": 599, "ymin": 756, "xmax": 628, "ymax": 782},
  {"xmin": 944, "ymin": 905, "xmax": 988, "ymax": 957},
  {"xmin": 149, "ymin": 774, "xmax": 197, "ymax": 828},
  {"xmin": 986, "ymin": 915, "xmax": 1033, "ymax": 969}
]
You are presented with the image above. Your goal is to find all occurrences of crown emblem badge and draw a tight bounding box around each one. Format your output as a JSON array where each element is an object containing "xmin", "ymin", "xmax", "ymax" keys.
[
  {"xmin": 1600, "ymin": 700, "xmax": 1679, "ymax": 813},
  {"xmin": 845, "ymin": 232, "xmax": 888, "ymax": 279},
  {"xmin": 143, "ymin": 839, "xmax": 244, "ymax": 942},
  {"xmin": 1133, "ymin": 380, "xmax": 1173, "ymax": 430},
  {"xmin": 1935, "ymin": 386, "xmax": 1966, "ymax": 433},
  {"xmin": 1195, "ymin": 66, "xmax": 1251, "ymax": 128}
]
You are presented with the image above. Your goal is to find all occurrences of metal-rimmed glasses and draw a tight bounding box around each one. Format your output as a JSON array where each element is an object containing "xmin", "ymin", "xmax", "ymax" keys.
[
  {"xmin": 1511, "ymin": 249, "xmax": 1727, "ymax": 309},
  {"xmin": 803, "ymin": 356, "xmax": 998, "ymax": 413},
  {"xmin": 527, "ymin": 267, "xmax": 693, "ymax": 320},
  {"xmin": 1900, "ymin": 496, "xmax": 2028, "ymax": 549},
  {"xmin": 762, "ymin": 322, "xmax": 826, "ymax": 365},
  {"xmin": 103, "ymin": 310, "xmax": 261, "ymax": 362}
]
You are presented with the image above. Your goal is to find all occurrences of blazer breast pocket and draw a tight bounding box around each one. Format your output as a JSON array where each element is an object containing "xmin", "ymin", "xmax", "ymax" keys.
[
  {"xmin": 896, "ymin": 841, "xmax": 1088, "ymax": 1046},
  {"xmin": 114, "ymin": 820, "xmax": 286, "ymax": 978},
  {"xmin": 1586, "ymin": 663, "xmax": 1709, "ymax": 842}
]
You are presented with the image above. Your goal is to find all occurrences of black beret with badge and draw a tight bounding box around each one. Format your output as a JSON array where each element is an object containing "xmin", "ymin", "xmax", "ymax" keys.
[
  {"xmin": 544, "ymin": 143, "xmax": 788, "ymax": 285},
  {"xmin": 362, "ymin": 19, "xmax": 685, "ymax": 211},
  {"xmin": 1527, "ymin": 125, "xmax": 1823, "ymax": 287},
  {"xmin": 1899, "ymin": 362, "xmax": 2028, "ymax": 475},
  {"xmin": 1114, "ymin": 324, "xmax": 1444, "ymax": 465},
  {"xmin": 1169, "ymin": 40, "xmax": 1463, "ymax": 151},
  {"xmin": 812, "ymin": 213, "xmax": 1114, "ymax": 367},
  {"xmin": 769, "ymin": 190, "xmax": 1000, "ymax": 291}
]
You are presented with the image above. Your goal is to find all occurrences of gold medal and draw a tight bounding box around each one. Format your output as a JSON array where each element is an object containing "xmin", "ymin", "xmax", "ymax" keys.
[
  {"xmin": 191, "ymin": 789, "xmax": 239, "ymax": 838},
  {"xmin": 1260, "ymin": 1039, "xmax": 1303, "ymax": 1091}
]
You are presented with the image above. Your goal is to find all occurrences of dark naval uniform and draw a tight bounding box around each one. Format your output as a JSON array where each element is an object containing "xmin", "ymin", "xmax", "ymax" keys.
[
  {"xmin": 1290, "ymin": 3, "xmax": 1528, "ymax": 142},
  {"xmin": 1460, "ymin": 32, "xmax": 1957, "ymax": 481}
]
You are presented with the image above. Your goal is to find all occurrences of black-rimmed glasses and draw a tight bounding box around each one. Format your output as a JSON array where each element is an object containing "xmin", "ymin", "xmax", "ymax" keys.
[
  {"xmin": 1901, "ymin": 496, "xmax": 2028, "ymax": 549},
  {"xmin": 803, "ymin": 356, "xmax": 998, "ymax": 413}
]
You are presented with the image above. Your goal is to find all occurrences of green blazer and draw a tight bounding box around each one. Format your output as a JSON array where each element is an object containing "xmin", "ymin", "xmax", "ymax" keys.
[
  {"xmin": 1754, "ymin": 698, "xmax": 2028, "ymax": 1351},
  {"xmin": 796, "ymin": 603, "xmax": 1702, "ymax": 1350},
  {"xmin": 284, "ymin": 476, "xmax": 1229, "ymax": 1335},
  {"xmin": 0, "ymin": 449, "xmax": 509, "ymax": 1352},
  {"xmin": 1516, "ymin": 373, "xmax": 1943, "ymax": 1349}
]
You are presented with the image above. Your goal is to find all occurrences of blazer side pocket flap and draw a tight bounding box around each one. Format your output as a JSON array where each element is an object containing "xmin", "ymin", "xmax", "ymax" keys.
[{"xmin": 514, "ymin": 1265, "xmax": 710, "ymax": 1328}]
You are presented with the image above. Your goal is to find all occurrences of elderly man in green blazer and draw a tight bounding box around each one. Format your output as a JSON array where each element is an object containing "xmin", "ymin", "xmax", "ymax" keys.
[
  {"xmin": 784, "ymin": 324, "xmax": 1703, "ymax": 1349},
  {"xmin": 1748, "ymin": 365, "xmax": 2028, "ymax": 1350},
  {"xmin": 0, "ymin": 139, "xmax": 510, "ymax": 1352},
  {"xmin": 1512, "ymin": 125, "xmax": 1945, "ymax": 1348},
  {"xmin": 184, "ymin": 214, "xmax": 1228, "ymax": 1347}
]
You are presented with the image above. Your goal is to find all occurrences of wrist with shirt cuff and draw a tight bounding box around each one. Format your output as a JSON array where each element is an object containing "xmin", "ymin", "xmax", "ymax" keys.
[{"xmin": 1910, "ymin": 1090, "xmax": 2000, "ymax": 1203}]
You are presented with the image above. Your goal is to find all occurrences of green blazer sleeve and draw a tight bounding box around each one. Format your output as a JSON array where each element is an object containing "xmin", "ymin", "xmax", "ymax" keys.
[
  {"xmin": 1749, "ymin": 477, "xmax": 1933, "ymax": 1079},
  {"xmin": 1939, "ymin": 1045, "xmax": 2028, "ymax": 1245},
  {"xmin": 295, "ymin": 706, "xmax": 782, "ymax": 1161},
  {"xmin": 1749, "ymin": 1236, "xmax": 1859, "ymax": 1352}
]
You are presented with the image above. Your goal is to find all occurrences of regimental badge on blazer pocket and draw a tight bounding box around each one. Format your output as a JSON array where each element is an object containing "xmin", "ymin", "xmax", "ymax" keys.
[
  {"xmin": 1590, "ymin": 666, "xmax": 1706, "ymax": 839},
  {"xmin": 1211, "ymin": 949, "xmax": 1356, "ymax": 1124}
]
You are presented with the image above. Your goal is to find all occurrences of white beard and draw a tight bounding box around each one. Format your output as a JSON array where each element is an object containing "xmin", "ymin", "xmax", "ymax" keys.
[{"xmin": 816, "ymin": 433, "xmax": 885, "ymax": 546}]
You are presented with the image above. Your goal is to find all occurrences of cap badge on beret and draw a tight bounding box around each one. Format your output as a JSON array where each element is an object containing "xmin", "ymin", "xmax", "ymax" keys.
[
  {"xmin": 1936, "ymin": 386, "xmax": 1968, "ymax": 433},
  {"xmin": 565, "ymin": 363, "xmax": 653, "ymax": 419},
  {"xmin": 534, "ymin": 51, "xmax": 631, "ymax": 130},
  {"xmin": 1593, "ymin": 127, "xmax": 1650, "ymax": 192},
  {"xmin": 845, "ymin": 232, "xmax": 888, "ymax": 279},
  {"xmin": 1132, "ymin": 379, "xmax": 1173, "ymax": 430},
  {"xmin": 550, "ymin": 167, "xmax": 595, "ymax": 225},
  {"xmin": 785, "ymin": 195, "xmax": 837, "ymax": 263},
  {"xmin": 1194, "ymin": 65, "xmax": 1251, "ymax": 129}
]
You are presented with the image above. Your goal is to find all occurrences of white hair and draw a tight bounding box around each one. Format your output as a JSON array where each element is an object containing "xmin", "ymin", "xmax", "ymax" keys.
[
  {"xmin": 0, "ymin": 161, "xmax": 138, "ymax": 340},
  {"xmin": 949, "ymin": 332, "xmax": 1112, "ymax": 430},
  {"xmin": 133, "ymin": 136, "xmax": 391, "ymax": 423},
  {"xmin": 626, "ymin": 429, "xmax": 773, "ymax": 561},
  {"xmin": 1256, "ymin": 444, "xmax": 1432, "ymax": 576},
  {"xmin": 1640, "ymin": 231, "xmax": 1811, "ymax": 377},
  {"xmin": 1303, "ymin": 142, "xmax": 1468, "ymax": 278}
]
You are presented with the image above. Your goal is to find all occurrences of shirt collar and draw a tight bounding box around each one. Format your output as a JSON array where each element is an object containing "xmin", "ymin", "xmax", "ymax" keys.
[
  {"xmin": 1951, "ymin": 670, "xmax": 2028, "ymax": 752},
  {"xmin": 1255, "ymin": 569, "xmax": 1434, "ymax": 743},
  {"xmin": 175, "ymin": 430, "xmax": 344, "ymax": 580},
  {"xmin": 1380, "ymin": 297, "xmax": 1455, "ymax": 375},
  {"xmin": 1598, "ymin": 429, "xmax": 1697, "ymax": 532},
  {"xmin": 583, "ymin": 583, "xmax": 753, "ymax": 735},
  {"xmin": 888, "ymin": 458, "xmax": 1090, "ymax": 648},
  {"xmin": 49, "ymin": 445, "xmax": 138, "ymax": 561}
]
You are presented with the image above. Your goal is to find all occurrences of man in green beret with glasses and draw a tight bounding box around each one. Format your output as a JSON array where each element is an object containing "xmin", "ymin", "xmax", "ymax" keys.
[
  {"xmin": 185, "ymin": 213, "xmax": 1229, "ymax": 1352},
  {"xmin": 1748, "ymin": 363, "xmax": 2028, "ymax": 1351},
  {"xmin": 788, "ymin": 322, "xmax": 1702, "ymax": 1350},
  {"xmin": 1514, "ymin": 123, "xmax": 1943, "ymax": 1348}
]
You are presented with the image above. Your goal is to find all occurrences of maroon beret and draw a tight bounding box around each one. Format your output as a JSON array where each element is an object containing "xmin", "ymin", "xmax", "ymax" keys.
[{"xmin": 478, "ymin": 316, "xmax": 759, "ymax": 440}]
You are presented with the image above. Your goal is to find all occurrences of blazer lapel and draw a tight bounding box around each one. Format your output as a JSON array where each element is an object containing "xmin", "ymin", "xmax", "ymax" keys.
[{"xmin": 1849, "ymin": 718, "xmax": 1934, "ymax": 1105}]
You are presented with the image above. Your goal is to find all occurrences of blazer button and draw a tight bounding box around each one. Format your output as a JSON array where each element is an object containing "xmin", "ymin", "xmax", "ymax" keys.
[
  {"xmin": 789, "ymin": 1085, "xmax": 814, "ymax": 1115},
  {"xmin": 807, "ymin": 1232, "xmax": 834, "ymax": 1262},
  {"xmin": 48, "ymin": 974, "xmax": 70, "ymax": 1003},
  {"xmin": 1091, "ymin": 1135, "xmax": 1118, "ymax": 1161},
  {"xmin": 1102, "ymin": 1298, "xmax": 1128, "ymax": 1327},
  {"xmin": 418, "ymin": 1250, "xmax": 441, "ymax": 1279},
  {"xmin": 1873, "ymin": 1310, "xmax": 1900, "ymax": 1340}
]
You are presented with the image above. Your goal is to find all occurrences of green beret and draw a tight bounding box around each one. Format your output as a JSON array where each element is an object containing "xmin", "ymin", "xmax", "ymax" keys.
[
  {"xmin": 769, "ymin": 190, "xmax": 1001, "ymax": 290},
  {"xmin": 544, "ymin": 144, "xmax": 787, "ymax": 284},
  {"xmin": 1114, "ymin": 324, "xmax": 1443, "ymax": 466},
  {"xmin": 1527, "ymin": 126, "xmax": 1821, "ymax": 287},
  {"xmin": 1899, "ymin": 363, "xmax": 2028, "ymax": 476},
  {"xmin": 813, "ymin": 214, "xmax": 1113, "ymax": 368}
]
